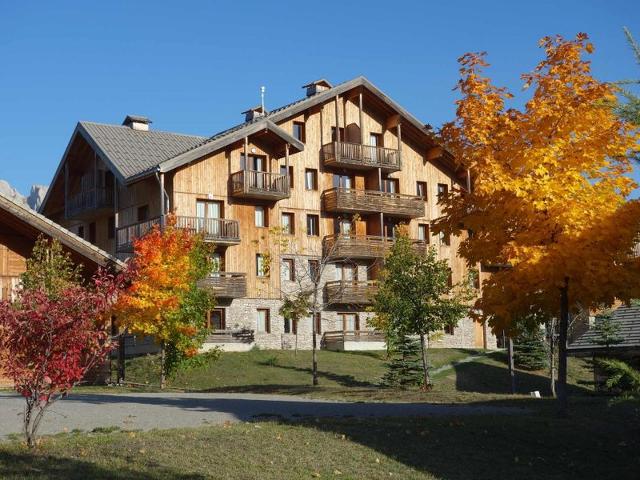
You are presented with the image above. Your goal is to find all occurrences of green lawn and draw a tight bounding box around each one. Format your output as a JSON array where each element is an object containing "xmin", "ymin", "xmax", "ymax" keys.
[
  {"xmin": 105, "ymin": 348, "xmax": 594, "ymax": 403},
  {"xmin": 1, "ymin": 398, "xmax": 638, "ymax": 479}
]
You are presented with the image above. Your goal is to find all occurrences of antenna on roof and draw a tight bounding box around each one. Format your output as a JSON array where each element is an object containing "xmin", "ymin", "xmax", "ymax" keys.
[{"xmin": 260, "ymin": 86, "xmax": 266, "ymax": 114}]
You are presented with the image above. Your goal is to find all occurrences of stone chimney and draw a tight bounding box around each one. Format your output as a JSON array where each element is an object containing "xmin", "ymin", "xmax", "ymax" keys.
[
  {"xmin": 302, "ymin": 79, "xmax": 332, "ymax": 97},
  {"xmin": 242, "ymin": 105, "xmax": 266, "ymax": 122},
  {"xmin": 122, "ymin": 115, "xmax": 152, "ymax": 131}
]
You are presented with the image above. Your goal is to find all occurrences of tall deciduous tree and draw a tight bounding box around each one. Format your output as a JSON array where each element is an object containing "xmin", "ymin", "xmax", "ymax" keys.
[
  {"xmin": 115, "ymin": 216, "xmax": 215, "ymax": 386},
  {"xmin": 435, "ymin": 34, "xmax": 640, "ymax": 415},
  {"xmin": 371, "ymin": 233, "xmax": 472, "ymax": 388}
]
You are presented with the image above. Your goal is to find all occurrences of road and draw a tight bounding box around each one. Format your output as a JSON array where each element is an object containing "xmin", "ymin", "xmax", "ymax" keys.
[{"xmin": 0, "ymin": 392, "xmax": 524, "ymax": 438}]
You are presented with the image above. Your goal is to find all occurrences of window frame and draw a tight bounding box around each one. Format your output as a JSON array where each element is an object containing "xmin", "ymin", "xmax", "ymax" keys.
[
  {"xmin": 208, "ymin": 308, "xmax": 226, "ymax": 330},
  {"xmin": 416, "ymin": 181, "xmax": 427, "ymax": 201},
  {"xmin": 256, "ymin": 254, "xmax": 268, "ymax": 277},
  {"xmin": 280, "ymin": 165, "xmax": 294, "ymax": 188},
  {"xmin": 306, "ymin": 214, "xmax": 319, "ymax": 237},
  {"xmin": 292, "ymin": 121, "xmax": 305, "ymax": 142},
  {"xmin": 256, "ymin": 308, "xmax": 271, "ymax": 333},
  {"xmin": 305, "ymin": 168, "xmax": 318, "ymax": 190},
  {"xmin": 281, "ymin": 212, "xmax": 295, "ymax": 235},
  {"xmin": 255, "ymin": 206, "xmax": 268, "ymax": 228},
  {"xmin": 437, "ymin": 183, "xmax": 449, "ymax": 201},
  {"xmin": 418, "ymin": 223, "xmax": 429, "ymax": 242},
  {"xmin": 282, "ymin": 258, "xmax": 295, "ymax": 281}
]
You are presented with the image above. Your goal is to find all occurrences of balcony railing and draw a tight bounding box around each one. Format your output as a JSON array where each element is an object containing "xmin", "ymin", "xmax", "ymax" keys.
[
  {"xmin": 174, "ymin": 216, "xmax": 240, "ymax": 245},
  {"xmin": 66, "ymin": 187, "xmax": 114, "ymax": 219},
  {"xmin": 230, "ymin": 170, "xmax": 290, "ymax": 200},
  {"xmin": 324, "ymin": 279, "xmax": 378, "ymax": 305},
  {"xmin": 322, "ymin": 141, "xmax": 401, "ymax": 171},
  {"xmin": 323, "ymin": 234, "xmax": 428, "ymax": 260},
  {"xmin": 322, "ymin": 187, "xmax": 425, "ymax": 218},
  {"xmin": 197, "ymin": 272, "xmax": 247, "ymax": 299},
  {"xmin": 205, "ymin": 329, "xmax": 254, "ymax": 344},
  {"xmin": 115, "ymin": 217, "xmax": 162, "ymax": 252},
  {"xmin": 115, "ymin": 216, "xmax": 240, "ymax": 252}
]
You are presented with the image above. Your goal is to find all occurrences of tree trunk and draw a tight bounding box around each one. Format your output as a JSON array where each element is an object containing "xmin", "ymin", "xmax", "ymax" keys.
[
  {"xmin": 295, "ymin": 331, "xmax": 298, "ymax": 357},
  {"xmin": 312, "ymin": 329, "xmax": 318, "ymax": 386},
  {"xmin": 507, "ymin": 336, "xmax": 516, "ymax": 394},
  {"xmin": 160, "ymin": 341, "xmax": 166, "ymax": 390},
  {"xmin": 118, "ymin": 331, "xmax": 126, "ymax": 384},
  {"xmin": 549, "ymin": 319, "xmax": 557, "ymax": 398},
  {"xmin": 557, "ymin": 277, "xmax": 570, "ymax": 417},
  {"xmin": 419, "ymin": 334, "xmax": 431, "ymax": 389}
]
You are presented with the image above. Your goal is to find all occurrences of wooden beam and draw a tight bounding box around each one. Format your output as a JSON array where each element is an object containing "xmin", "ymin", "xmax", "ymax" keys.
[
  {"xmin": 334, "ymin": 96, "xmax": 341, "ymax": 143},
  {"xmin": 425, "ymin": 145, "xmax": 444, "ymax": 162},
  {"xmin": 386, "ymin": 114, "xmax": 401, "ymax": 129},
  {"xmin": 397, "ymin": 122, "xmax": 402, "ymax": 167},
  {"xmin": 159, "ymin": 172, "xmax": 165, "ymax": 229},
  {"xmin": 358, "ymin": 91, "xmax": 364, "ymax": 145}
]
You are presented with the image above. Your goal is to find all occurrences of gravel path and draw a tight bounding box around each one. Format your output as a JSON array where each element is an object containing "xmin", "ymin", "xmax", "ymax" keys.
[{"xmin": 0, "ymin": 392, "xmax": 524, "ymax": 439}]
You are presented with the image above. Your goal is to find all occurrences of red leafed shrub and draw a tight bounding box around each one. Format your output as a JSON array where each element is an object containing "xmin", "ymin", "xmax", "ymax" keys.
[{"xmin": 0, "ymin": 268, "xmax": 121, "ymax": 447}]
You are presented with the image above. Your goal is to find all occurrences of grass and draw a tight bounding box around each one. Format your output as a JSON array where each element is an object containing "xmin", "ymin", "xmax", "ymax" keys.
[
  {"xmin": 0, "ymin": 398, "xmax": 638, "ymax": 479},
  {"xmin": 99, "ymin": 348, "xmax": 595, "ymax": 403}
]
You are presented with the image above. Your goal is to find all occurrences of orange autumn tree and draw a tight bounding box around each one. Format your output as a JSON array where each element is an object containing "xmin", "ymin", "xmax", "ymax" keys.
[
  {"xmin": 116, "ymin": 215, "xmax": 215, "ymax": 385},
  {"xmin": 434, "ymin": 34, "xmax": 640, "ymax": 415}
]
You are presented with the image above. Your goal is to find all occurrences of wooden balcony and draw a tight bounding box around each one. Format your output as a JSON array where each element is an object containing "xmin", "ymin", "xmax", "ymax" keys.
[
  {"xmin": 230, "ymin": 170, "xmax": 290, "ymax": 201},
  {"xmin": 205, "ymin": 329, "xmax": 254, "ymax": 344},
  {"xmin": 116, "ymin": 216, "xmax": 240, "ymax": 252},
  {"xmin": 322, "ymin": 330, "xmax": 386, "ymax": 351},
  {"xmin": 323, "ymin": 234, "xmax": 428, "ymax": 260},
  {"xmin": 322, "ymin": 188, "xmax": 424, "ymax": 218},
  {"xmin": 65, "ymin": 187, "xmax": 114, "ymax": 220},
  {"xmin": 324, "ymin": 280, "xmax": 378, "ymax": 305},
  {"xmin": 198, "ymin": 272, "xmax": 247, "ymax": 299},
  {"xmin": 322, "ymin": 141, "xmax": 401, "ymax": 172},
  {"xmin": 174, "ymin": 216, "xmax": 240, "ymax": 246}
]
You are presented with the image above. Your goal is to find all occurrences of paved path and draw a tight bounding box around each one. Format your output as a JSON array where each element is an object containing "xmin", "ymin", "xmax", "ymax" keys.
[{"xmin": 0, "ymin": 392, "xmax": 524, "ymax": 439}]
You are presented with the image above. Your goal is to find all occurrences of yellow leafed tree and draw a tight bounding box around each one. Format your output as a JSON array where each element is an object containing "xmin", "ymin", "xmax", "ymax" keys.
[{"xmin": 434, "ymin": 34, "xmax": 640, "ymax": 414}]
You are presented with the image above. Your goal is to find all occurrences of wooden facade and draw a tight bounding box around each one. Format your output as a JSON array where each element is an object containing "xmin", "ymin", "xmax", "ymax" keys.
[{"xmin": 39, "ymin": 77, "xmax": 492, "ymax": 350}]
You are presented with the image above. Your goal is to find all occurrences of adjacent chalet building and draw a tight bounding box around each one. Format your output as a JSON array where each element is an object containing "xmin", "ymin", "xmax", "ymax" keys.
[
  {"xmin": 40, "ymin": 76, "xmax": 497, "ymax": 351},
  {"xmin": 0, "ymin": 190, "xmax": 121, "ymax": 385}
]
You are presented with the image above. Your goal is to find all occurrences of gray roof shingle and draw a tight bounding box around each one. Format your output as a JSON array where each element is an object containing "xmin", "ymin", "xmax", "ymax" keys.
[
  {"xmin": 569, "ymin": 304, "xmax": 640, "ymax": 351},
  {"xmin": 79, "ymin": 122, "xmax": 206, "ymax": 180}
]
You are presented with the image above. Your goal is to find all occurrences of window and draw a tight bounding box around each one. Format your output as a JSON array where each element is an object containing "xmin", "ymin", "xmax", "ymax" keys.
[
  {"xmin": 306, "ymin": 214, "xmax": 319, "ymax": 236},
  {"xmin": 293, "ymin": 121, "xmax": 305, "ymax": 142},
  {"xmin": 439, "ymin": 231, "xmax": 451, "ymax": 247},
  {"xmin": 282, "ymin": 258, "xmax": 295, "ymax": 281},
  {"xmin": 280, "ymin": 165, "xmax": 294, "ymax": 188},
  {"xmin": 208, "ymin": 309, "xmax": 226, "ymax": 330},
  {"xmin": 241, "ymin": 154, "xmax": 266, "ymax": 171},
  {"xmin": 418, "ymin": 223, "xmax": 429, "ymax": 242},
  {"xmin": 416, "ymin": 182, "xmax": 427, "ymax": 200},
  {"xmin": 437, "ymin": 183, "xmax": 449, "ymax": 201},
  {"xmin": 333, "ymin": 174, "xmax": 353, "ymax": 189},
  {"xmin": 255, "ymin": 206, "xmax": 267, "ymax": 227},
  {"xmin": 336, "ymin": 262, "xmax": 355, "ymax": 281},
  {"xmin": 281, "ymin": 212, "xmax": 295, "ymax": 234},
  {"xmin": 305, "ymin": 168, "xmax": 318, "ymax": 190},
  {"xmin": 211, "ymin": 252, "xmax": 223, "ymax": 274},
  {"xmin": 284, "ymin": 317, "xmax": 297, "ymax": 334},
  {"xmin": 108, "ymin": 216, "xmax": 115, "ymax": 239},
  {"xmin": 339, "ymin": 313, "xmax": 359, "ymax": 331},
  {"xmin": 382, "ymin": 178, "xmax": 399, "ymax": 194},
  {"xmin": 196, "ymin": 200, "xmax": 223, "ymax": 219},
  {"xmin": 77, "ymin": 225, "xmax": 85, "ymax": 239},
  {"xmin": 444, "ymin": 324, "xmax": 455, "ymax": 335},
  {"xmin": 257, "ymin": 309, "xmax": 270, "ymax": 333},
  {"xmin": 331, "ymin": 127, "xmax": 345, "ymax": 142},
  {"xmin": 256, "ymin": 254, "xmax": 268, "ymax": 277},
  {"xmin": 308, "ymin": 260, "xmax": 319, "ymax": 282},
  {"xmin": 89, "ymin": 222, "xmax": 96, "ymax": 244},
  {"xmin": 336, "ymin": 219, "xmax": 352, "ymax": 236},
  {"xmin": 137, "ymin": 205, "xmax": 149, "ymax": 222}
]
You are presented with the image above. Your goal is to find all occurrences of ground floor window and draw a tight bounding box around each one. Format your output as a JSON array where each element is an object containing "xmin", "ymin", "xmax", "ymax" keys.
[
  {"xmin": 444, "ymin": 324, "xmax": 455, "ymax": 335},
  {"xmin": 257, "ymin": 308, "xmax": 271, "ymax": 333},
  {"xmin": 208, "ymin": 308, "xmax": 225, "ymax": 330},
  {"xmin": 284, "ymin": 318, "xmax": 297, "ymax": 334},
  {"xmin": 339, "ymin": 313, "xmax": 359, "ymax": 331}
]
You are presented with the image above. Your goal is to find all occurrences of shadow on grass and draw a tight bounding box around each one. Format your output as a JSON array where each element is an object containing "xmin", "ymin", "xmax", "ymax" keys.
[
  {"xmin": 0, "ymin": 450, "xmax": 205, "ymax": 480},
  {"xmin": 453, "ymin": 353, "xmax": 591, "ymax": 397},
  {"xmin": 251, "ymin": 362, "xmax": 379, "ymax": 388}
]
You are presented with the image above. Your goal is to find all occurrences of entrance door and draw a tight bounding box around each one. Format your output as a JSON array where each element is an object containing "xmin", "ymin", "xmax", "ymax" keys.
[
  {"xmin": 196, "ymin": 200, "xmax": 223, "ymax": 235},
  {"xmin": 209, "ymin": 309, "xmax": 225, "ymax": 330},
  {"xmin": 342, "ymin": 313, "xmax": 359, "ymax": 331},
  {"xmin": 369, "ymin": 133, "xmax": 381, "ymax": 162}
]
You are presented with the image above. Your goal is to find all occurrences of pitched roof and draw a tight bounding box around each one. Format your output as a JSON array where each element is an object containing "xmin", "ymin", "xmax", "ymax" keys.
[
  {"xmin": 0, "ymin": 190, "xmax": 123, "ymax": 270},
  {"xmin": 569, "ymin": 304, "xmax": 640, "ymax": 352},
  {"xmin": 78, "ymin": 122, "xmax": 206, "ymax": 180}
]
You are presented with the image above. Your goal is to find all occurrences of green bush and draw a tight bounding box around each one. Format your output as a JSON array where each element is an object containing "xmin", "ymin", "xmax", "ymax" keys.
[{"xmin": 596, "ymin": 359, "xmax": 640, "ymax": 397}]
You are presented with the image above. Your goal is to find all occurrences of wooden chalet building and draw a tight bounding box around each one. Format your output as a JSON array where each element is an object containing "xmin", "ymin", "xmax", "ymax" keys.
[
  {"xmin": 0, "ymin": 190, "xmax": 121, "ymax": 385},
  {"xmin": 40, "ymin": 76, "xmax": 496, "ymax": 350}
]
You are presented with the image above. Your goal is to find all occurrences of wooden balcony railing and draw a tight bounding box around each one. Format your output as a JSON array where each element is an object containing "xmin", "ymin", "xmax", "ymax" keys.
[
  {"xmin": 116, "ymin": 216, "xmax": 241, "ymax": 252},
  {"xmin": 197, "ymin": 272, "xmax": 247, "ymax": 298},
  {"xmin": 322, "ymin": 187, "xmax": 424, "ymax": 218},
  {"xmin": 205, "ymin": 329, "xmax": 254, "ymax": 344},
  {"xmin": 115, "ymin": 216, "xmax": 162, "ymax": 252},
  {"xmin": 230, "ymin": 170, "xmax": 290, "ymax": 200},
  {"xmin": 66, "ymin": 187, "xmax": 114, "ymax": 219},
  {"xmin": 324, "ymin": 279, "xmax": 378, "ymax": 305},
  {"xmin": 322, "ymin": 330, "xmax": 386, "ymax": 349},
  {"xmin": 174, "ymin": 216, "xmax": 240, "ymax": 245},
  {"xmin": 322, "ymin": 234, "xmax": 428, "ymax": 260},
  {"xmin": 322, "ymin": 141, "xmax": 401, "ymax": 171}
]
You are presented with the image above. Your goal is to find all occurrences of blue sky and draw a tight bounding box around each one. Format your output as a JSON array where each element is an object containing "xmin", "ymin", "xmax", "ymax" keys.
[{"xmin": 1, "ymin": 1, "xmax": 639, "ymax": 195}]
